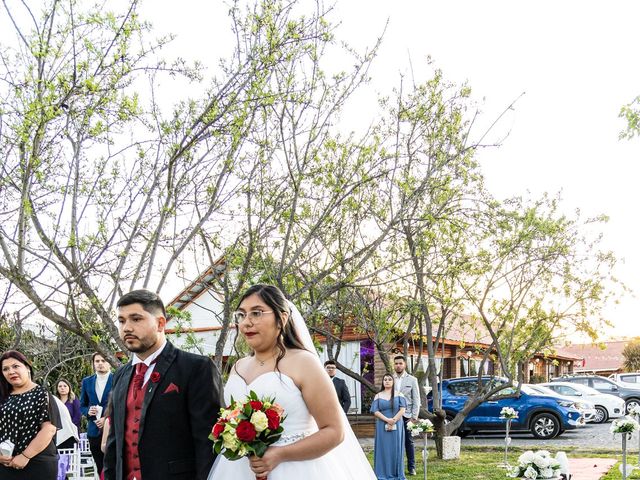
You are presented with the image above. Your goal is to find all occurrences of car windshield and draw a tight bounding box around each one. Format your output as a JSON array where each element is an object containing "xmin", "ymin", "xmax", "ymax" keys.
[
  {"xmin": 564, "ymin": 383, "xmax": 601, "ymax": 396},
  {"xmin": 525, "ymin": 384, "xmax": 556, "ymax": 396},
  {"xmin": 519, "ymin": 385, "xmax": 539, "ymax": 395}
]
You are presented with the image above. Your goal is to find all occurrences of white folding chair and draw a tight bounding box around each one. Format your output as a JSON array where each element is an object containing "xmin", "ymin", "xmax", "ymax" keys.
[
  {"xmin": 58, "ymin": 447, "xmax": 80, "ymax": 479},
  {"xmin": 77, "ymin": 438, "xmax": 98, "ymax": 479}
]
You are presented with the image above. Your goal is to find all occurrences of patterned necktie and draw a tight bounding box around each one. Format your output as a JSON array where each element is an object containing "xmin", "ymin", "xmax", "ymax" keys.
[{"xmin": 133, "ymin": 363, "xmax": 149, "ymax": 399}]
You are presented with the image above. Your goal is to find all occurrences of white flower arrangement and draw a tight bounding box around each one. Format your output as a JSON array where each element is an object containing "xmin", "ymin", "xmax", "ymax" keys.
[
  {"xmin": 406, "ymin": 418, "xmax": 435, "ymax": 436},
  {"xmin": 611, "ymin": 416, "xmax": 640, "ymax": 435},
  {"xmin": 508, "ymin": 450, "xmax": 562, "ymax": 479},
  {"xmin": 500, "ymin": 407, "xmax": 519, "ymax": 420},
  {"xmin": 627, "ymin": 404, "xmax": 640, "ymax": 417}
]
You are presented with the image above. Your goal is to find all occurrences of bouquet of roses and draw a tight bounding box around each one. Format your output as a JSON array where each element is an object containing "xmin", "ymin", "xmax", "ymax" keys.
[
  {"xmin": 508, "ymin": 450, "xmax": 562, "ymax": 479},
  {"xmin": 406, "ymin": 418, "xmax": 435, "ymax": 436},
  {"xmin": 610, "ymin": 416, "xmax": 640, "ymax": 436},
  {"xmin": 500, "ymin": 406, "xmax": 519, "ymax": 420},
  {"xmin": 628, "ymin": 404, "xmax": 640, "ymax": 417},
  {"xmin": 210, "ymin": 390, "xmax": 286, "ymax": 477}
]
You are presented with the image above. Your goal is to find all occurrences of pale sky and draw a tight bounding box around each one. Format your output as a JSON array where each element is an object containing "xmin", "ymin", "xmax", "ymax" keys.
[
  {"xmin": 3, "ymin": 1, "xmax": 639, "ymax": 338},
  {"xmin": 145, "ymin": 1, "xmax": 639, "ymax": 338}
]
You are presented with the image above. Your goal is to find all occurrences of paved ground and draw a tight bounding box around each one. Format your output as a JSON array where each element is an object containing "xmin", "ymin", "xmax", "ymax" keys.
[
  {"xmin": 459, "ymin": 421, "xmax": 632, "ymax": 450},
  {"xmin": 359, "ymin": 422, "xmax": 629, "ymax": 450},
  {"xmin": 569, "ymin": 458, "xmax": 617, "ymax": 480}
]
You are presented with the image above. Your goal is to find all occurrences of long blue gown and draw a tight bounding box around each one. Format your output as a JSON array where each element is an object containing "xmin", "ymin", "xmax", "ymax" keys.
[{"xmin": 370, "ymin": 395, "xmax": 407, "ymax": 480}]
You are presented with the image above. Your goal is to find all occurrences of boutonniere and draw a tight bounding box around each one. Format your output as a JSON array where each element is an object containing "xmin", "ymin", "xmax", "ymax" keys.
[{"xmin": 150, "ymin": 372, "xmax": 161, "ymax": 383}]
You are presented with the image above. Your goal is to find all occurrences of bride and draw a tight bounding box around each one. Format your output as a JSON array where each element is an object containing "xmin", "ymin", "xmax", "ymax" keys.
[{"xmin": 208, "ymin": 284, "xmax": 376, "ymax": 479}]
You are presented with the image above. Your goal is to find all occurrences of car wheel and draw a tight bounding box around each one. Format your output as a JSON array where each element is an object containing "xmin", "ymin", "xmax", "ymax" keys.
[
  {"xmin": 626, "ymin": 399, "xmax": 640, "ymax": 414},
  {"xmin": 593, "ymin": 406, "xmax": 608, "ymax": 424},
  {"xmin": 530, "ymin": 413, "xmax": 561, "ymax": 439}
]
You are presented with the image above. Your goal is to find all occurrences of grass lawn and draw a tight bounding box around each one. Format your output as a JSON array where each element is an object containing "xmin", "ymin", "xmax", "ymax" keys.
[
  {"xmin": 365, "ymin": 447, "xmax": 633, "ymax": 479},
  {"xmin": 602, "ymin": 462, "xmax": 640, "ymax": 479}
]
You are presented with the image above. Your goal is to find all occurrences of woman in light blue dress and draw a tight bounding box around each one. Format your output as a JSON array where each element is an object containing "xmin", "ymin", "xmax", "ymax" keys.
[{"xmin": 370, "ymin": 373, "xmax": 407, "ymax": 480}]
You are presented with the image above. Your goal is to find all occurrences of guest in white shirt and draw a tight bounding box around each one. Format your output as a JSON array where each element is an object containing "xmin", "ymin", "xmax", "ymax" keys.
[{"xmin": 80, "ymin": 353, "xmax": 113, "ymax": 474}]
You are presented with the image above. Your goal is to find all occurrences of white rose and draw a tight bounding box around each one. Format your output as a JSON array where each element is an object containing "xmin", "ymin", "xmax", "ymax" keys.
[
  {"xmin": 518, "ymin": 451, "xmax": 535, "ymax": 465},
  {"xmin": 524, "ymin": 466, "xmax": 538, "ymax": 479},
  {"xmin": 533, "ymin": 455, "xmax": 550, "ymax": 469},
  {"xmin": 250, "ymin": 410, "xmax": 269, "ymax": 432},
  {"xmin": 238, "ymin": 444, "xmax": 249, "ymax": 457},
  {"xmin": 222, "ymin": 431, "xmax": 239, "ymax": 451},
  {"xmin": 540, "ymin": 467, "xmax": 554, "ymax": 478}
]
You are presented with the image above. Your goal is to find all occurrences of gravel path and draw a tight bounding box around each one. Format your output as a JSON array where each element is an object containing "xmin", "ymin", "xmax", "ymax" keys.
[{"xmin": 359, "ymin": 421, "xmax": 633, "ymax": 452}]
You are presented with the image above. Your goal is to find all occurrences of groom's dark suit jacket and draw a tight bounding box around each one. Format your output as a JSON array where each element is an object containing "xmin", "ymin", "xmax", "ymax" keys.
[{"xmin": 103, "ymin": 341, "xmax": 222, "ymax": 480}]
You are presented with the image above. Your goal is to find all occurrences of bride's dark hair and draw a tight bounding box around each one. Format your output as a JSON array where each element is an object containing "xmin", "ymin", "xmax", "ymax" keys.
[{"xmin": 234, "ymin": 284, "xmax": 307, "ymax": 374}]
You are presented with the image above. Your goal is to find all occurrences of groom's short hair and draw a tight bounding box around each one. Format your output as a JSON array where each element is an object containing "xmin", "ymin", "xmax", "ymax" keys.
[{"xmin": 117, "ymin": 289, "xmax": 166, "ymax": 319}]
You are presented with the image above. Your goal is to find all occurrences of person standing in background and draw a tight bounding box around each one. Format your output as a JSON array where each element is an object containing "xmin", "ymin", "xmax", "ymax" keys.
[
  {"xmin": 80, "ymin": 353, "xmax": 113, "ymax": 474},
  {"xmin": 393, "ymin": 355, "xmax": 421, "ymax": 476},
  {"xmin": 324, "ymin": 360, "xmax": 351, "ymax": 413},
  {"xmin": 55, "ymin": 379, "xmax": 81, "ymax": 432},
  {"xmin": 370, "ymin": 373, "xmax": 406, "ymax": 480}
]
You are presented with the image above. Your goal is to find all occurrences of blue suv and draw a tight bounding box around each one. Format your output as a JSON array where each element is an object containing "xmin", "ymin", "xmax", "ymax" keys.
[{"xmin": 429, "ymin": 377, "xmax": 583, "ymax": 439}]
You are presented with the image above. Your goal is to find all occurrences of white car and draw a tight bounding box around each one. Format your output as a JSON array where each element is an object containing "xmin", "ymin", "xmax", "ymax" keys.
[
  {"xmin": 541, "ymin": 381, "xmax": 625, "ymax": 423},
  {"xmin": 609, "ymin": 372, "xmax": 640, "ymax": 385},
  {"xmin": 526, "ymin": 384, "xmax": 597, "ymax": 424}
]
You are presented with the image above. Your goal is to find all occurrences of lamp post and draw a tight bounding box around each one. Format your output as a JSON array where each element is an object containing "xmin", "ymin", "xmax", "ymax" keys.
[{"xmin": 467, "ymin": 350, "xmax": 472, "ymax": 376}]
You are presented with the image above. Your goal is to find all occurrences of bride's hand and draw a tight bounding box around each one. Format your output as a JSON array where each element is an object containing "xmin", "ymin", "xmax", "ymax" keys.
[{"xmin": 249, "ymin": 448, "xmax": 283, "ymax": 477}]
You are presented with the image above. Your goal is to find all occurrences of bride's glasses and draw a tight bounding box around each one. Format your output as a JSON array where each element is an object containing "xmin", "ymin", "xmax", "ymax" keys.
[{"xmin": 233, "ymin": 310, "xmax": 273, "ymax": 324}]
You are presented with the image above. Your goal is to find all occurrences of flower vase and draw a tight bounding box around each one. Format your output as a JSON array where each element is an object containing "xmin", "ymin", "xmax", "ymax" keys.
[
  {"xmin": 622, "ymin": 433, "xmax": 628, "ymax": 480},
  {"xmin": 618, "ymin": 433, "xmax": 636, "ymax": 480},
  {"xmin": 498, "ymin": 419, "xmax": 511, "ymax": 468},
  {"xmin": 422, "ymin": 432, "xmax": 428, "ymax": 480},
  {"xmin": 637, "ymin": 417, "xmax": 640, "ymax": 468}
]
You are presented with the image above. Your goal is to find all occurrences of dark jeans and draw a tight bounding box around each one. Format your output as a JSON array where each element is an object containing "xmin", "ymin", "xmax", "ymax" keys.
[
  {"xmin": 89, "ymin": 433, "xmax": 104, "ymax": 474},
  {"xmin": 402, "ymin": 416, "xmax": 415, "ymax": 471}
]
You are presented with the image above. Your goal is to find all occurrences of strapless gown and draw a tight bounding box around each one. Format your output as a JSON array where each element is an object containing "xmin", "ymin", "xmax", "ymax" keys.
[{"xmin": 207, "ymin": 371, "xmax": 376, "ymax": 479}]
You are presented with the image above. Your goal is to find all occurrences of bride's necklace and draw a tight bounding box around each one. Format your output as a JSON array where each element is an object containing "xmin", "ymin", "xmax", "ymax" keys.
[{"xmin": 255, "ymin": 352, "xmax": 276, "ymax": 367}]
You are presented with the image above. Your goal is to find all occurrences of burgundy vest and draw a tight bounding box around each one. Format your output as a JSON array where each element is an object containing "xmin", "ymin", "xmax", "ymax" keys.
[{"xmin": 124, "ymin": 364, "xmax": 147, "ymax": 480}]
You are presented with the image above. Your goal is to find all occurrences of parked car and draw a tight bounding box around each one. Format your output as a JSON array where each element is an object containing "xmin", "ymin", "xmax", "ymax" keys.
[
  {"xmin": 550, "ymin": 375, "xmax": 640, "ymax": 414},
  {"xmin": 429, "ymin": 377, "xmax": 583, "ymax": 439},
  {"xmin": 542, "ymin": 381, "xmax": 625, "ymax": 423},
  {"xmin": 609, "ymin": 372, "xmax": 640, "ymax": 385},
  {"xmin": 526, "ymin": 384, "xmax": 597, "ymax": 423}
]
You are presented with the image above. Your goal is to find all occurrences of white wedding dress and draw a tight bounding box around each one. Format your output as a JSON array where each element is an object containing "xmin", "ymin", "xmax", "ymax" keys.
[{"xmin": 207, "ymin": 371, "xmax": 376, "ymax": 479}]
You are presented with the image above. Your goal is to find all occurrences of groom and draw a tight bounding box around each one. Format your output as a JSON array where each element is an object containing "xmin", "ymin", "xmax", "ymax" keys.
[{"xmin": 104, "ymin": 289, "xmax": 222, "ymax": 480}]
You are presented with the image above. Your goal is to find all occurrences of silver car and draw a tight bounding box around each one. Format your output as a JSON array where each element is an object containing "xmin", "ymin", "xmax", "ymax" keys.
[
  {"xmin": 541, "ymin": 381, "xmax": 625, "ymax": 423},
  {"xmin": 526, "ymin": 384, "xmax": 596, "ymax": 423}
]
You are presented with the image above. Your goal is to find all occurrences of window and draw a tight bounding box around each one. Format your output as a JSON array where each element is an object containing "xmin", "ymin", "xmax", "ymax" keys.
[
  {"xmin": 570, "ymin": 377, "xmax": 590, "ymax": 385},
  {"xmin": 555, "ymin": 385, "xmax": 578, "ymax": 396},
  {"xmin": 491, "ymin": 386, "xmax": 517, "ymax": 399},
  {"xmin": 448, "ymin": 381, "xmax": 478, "ymax": 396},
  {"xmin": 592, "ymin": 378, "xmax": 618, "ymax": 391},
  {"xmin": 620, "ymin": 375, "xmax": 640, "ymax": 383}
]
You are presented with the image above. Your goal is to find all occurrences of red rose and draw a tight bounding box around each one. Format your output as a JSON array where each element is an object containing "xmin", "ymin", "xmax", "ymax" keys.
[
  {"xmin": 235, "ymin": 420, "xmax": 257, "ymax": 442},
  {"xmin": 212, "ymin": 421, "xmax": 225, "ymax": 439},
  {"xmin": 150, "ymin": 372, "xmax": 161, "ymax": 383},
  {"xmin": 265, "ymin": 409, "xmax": 280, "ymax": 430},
  {"xmin": 249, "ymin": 400, "xmax": 263, "ymax": 411}
]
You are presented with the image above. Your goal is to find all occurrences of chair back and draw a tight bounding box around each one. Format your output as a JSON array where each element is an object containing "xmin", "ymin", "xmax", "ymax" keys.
[
  {"xmin": 58, "ymin": 447, "xmax": 80, "ymax": 478},
  {"xmin": 78, "ymin": 436, "xmax": 91, "ymax": 454}
]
